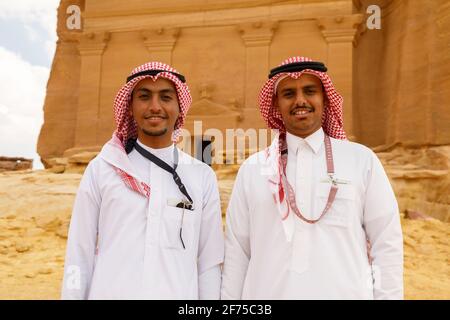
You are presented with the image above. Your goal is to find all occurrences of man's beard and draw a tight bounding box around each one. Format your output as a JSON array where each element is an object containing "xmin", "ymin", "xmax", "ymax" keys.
[{"xmin": 142, "ymin": 127, "xmax": 168, "ymax": 137}]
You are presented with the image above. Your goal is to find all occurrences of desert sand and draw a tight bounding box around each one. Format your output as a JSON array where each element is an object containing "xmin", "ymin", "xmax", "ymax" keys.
[{"xmin": 0, "ymin": 168, "xmax": 448, "ymax": 300}]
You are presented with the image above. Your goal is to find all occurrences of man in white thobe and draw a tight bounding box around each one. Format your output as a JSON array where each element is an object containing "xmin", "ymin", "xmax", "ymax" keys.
[
  {"xmin": 62, "ymin": 62, "xmax": 224, "ymax": 299},
  {"xmin": 221, "ymin": 56, "xmax": 403, "ymax": 299}
]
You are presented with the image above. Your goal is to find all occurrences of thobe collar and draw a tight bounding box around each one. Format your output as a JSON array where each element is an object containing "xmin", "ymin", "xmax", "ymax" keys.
[
  {"xmin": 286, "ymin": 127, "xmax": 324, "ymax": 156},
  {"xmin": 135, "ymin": 139, "xmax": 175, "ymax": 166}
]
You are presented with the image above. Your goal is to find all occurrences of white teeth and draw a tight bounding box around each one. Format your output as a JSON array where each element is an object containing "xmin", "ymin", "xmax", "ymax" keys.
[{"xmin": 294, "ymin": 110, "xmax": 310, "ymax": 115}]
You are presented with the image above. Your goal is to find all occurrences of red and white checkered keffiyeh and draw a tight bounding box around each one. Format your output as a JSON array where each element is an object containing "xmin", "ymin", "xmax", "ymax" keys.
[
  {"xmin": 259, "ymin": 56, "xmax": 346, "ymax": 139},
  {"xmin": 101, "ymin": 62, "xmax": 192, "ymax": 199},
  {"xmin": 259, "ymin": 56, "xmax": 346, "ymax": 223},
  {"xmin": 114, "ymin": 61, "xmax": 192, "ymax": 146}
]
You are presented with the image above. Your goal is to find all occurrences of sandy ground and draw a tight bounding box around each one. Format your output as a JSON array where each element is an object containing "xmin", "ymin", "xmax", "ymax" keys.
[{"xmin": 0, "ymin": 169, "xmax": 448, "ymax": 299}]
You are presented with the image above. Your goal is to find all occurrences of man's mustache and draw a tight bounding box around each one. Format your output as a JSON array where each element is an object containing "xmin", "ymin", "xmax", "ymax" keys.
[
  {"xmin": 290, "ymin": 105, "xmax": 315, "ymax": 114},
  {"xmin": 144, "ymin": 113, "xmax": 168, "ymax": 119}
]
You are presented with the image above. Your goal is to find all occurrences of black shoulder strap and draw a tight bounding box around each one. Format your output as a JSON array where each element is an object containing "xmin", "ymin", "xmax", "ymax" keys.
[{"xmin": 133, "ymin": 141, "xmax": 193, "ymax": 204}]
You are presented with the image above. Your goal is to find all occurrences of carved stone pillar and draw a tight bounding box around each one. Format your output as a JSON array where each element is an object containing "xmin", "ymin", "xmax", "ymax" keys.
[
  {"xmin": 141, "ymin": 28, "xmax": 180, "ymax": 64},
  {"xmin": 74, "ymin": 31, "xmax": 110, "ymax": 148},
  {"xmin": 239, "ymin": 21, "xmax": 278, "ymax": 128},
  {"xmin": 317, "ymin": 14, "xmax": 363, "ymax": 140}
]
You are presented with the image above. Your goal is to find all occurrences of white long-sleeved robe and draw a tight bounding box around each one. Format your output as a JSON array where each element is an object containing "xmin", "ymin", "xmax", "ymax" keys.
[
  {"xmin": 221, "ymin": 128, "xmax": 403, "ymax": 300},
  {"xmin": 61, "ymin": 140, "xmax": 224, "ymax": 299}
]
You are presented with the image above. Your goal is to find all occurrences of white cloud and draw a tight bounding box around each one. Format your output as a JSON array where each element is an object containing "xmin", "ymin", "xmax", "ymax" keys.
[
  {"xmin": 0, "ymin": 1, "xmax": 59, "ymax": 169},
  {"xmin": 0, "ymin": 1, "xmax": 59, "ymax": 20},
  {"xmin": 0, "ymin": 0, "xmax": 58, "ymax": 42},
  {"xmin": 0, "ymin": 0, "xmax": 59, "ymax": 12},
  {"xmin": 45, "ymin": 39, "xmax": 57, "ymax": 59},
  {"xmin": 24, "ymin": 24, "xmax": 41, "ymax": 42},
  {"xmin": 0, "ymin": 46, "xmax": 49, "ymax": 169},
  {"xmin": 0, "ymin": 48, "xmax": 48, "ymax": 118}
]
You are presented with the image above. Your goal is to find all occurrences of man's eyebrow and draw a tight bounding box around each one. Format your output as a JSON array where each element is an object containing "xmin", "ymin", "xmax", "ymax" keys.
[
  {"xmin": 278, "ymin": 84, "xmax": 321, "ymax": 95},
  {"xmin": 302, "ymin": 84, "xmax": 321, "ymax": 90},
  {"xmin": 279, "ymin": 87, "xmax": 295, "ymax": 94},
  {"xmin": 135, "ymin": 88, "xmax": 150, "ymax": 94},
  {"xmin": 159, "ymin": 88, "xmax": 176, "ymax": 94},
  {"xmin": 134, "ymin": 88, "xmax": 176, "ymax": 94}
]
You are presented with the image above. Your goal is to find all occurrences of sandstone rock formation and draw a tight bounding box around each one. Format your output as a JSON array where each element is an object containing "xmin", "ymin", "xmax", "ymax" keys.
[
  {"xmin": 36, "ymin": 0, "xmax": 450, "ymax": 223},
  {"xmin": 37, "ymin": 0, "xmax": 362, "ymax": 164},
  {"xmin": 354, "ymin": 0, "xmax": 450, "ymax": 147},
  {"xmin": 378, "ymin": 145, "xmax": 450, "ymax": 222},
  {"xmin": 38, "ymin": 0, "xmax": 450, "ymax": 165},
  {"xmin": 0, "ymin": 157, "xmax": 33, "ymax": 172}
]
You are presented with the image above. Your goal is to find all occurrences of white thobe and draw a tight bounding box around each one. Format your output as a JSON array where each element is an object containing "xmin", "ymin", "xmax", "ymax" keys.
[
  {"xmin": 62, "ymin": 140, "xmax": 224, "ymax": 299},
  {"xmin": 221, "ymin": 128, "xmax": 404, "ymax": 299}
]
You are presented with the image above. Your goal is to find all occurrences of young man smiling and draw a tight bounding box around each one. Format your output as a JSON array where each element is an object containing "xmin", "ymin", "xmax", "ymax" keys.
[
  {"xmin": 62, "ymin": 62, "xmax": 224, "ymax": 300},
  {"xmin": 131, "ymin": 77, "xmax": 179, "ymax": 147},
  {"xmin": 275, "ymin": 73, "xmax": 324, "ymax": 138},
  {"xmin": 221, "ymin": 56, "xmax": 403, "ymax": 300}
]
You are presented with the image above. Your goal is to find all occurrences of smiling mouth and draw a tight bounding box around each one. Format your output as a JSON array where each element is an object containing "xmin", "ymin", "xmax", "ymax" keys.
[
  {"xmin": 291, "ymin": 107, "xmax": 314, "ymax": 116},
  {"xmin": 144, "ymin": 115, "xmax": 167, "ymax": 120}
]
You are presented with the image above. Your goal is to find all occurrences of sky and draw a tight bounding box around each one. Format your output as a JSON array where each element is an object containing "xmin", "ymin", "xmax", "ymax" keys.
[{"xmin": 0, "ymin": 0, "xmax": 60, "ymax": 169}]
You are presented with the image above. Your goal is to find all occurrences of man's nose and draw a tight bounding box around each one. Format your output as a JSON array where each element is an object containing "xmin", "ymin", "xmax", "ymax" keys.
[
  {"xmin": 148, "ymin": 96, "xmax": 163, "ymax": 112},
  {"xmin": 294, "ymin": 91, "xmax": 307, "ymax": 107}
]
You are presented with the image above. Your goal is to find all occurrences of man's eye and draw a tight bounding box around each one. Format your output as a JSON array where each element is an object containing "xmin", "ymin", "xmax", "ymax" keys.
[
  {"xmin": 283, "ymin": 92, "xmax": 293, "ymax": 98},
  {"xmin": 139, "ymin": 95, "xmax": 149, "ymax": 99},
  {"xmin": 162, "ymin": 95, "xmax": 172, "ymax": 101},
  {"xmin": 305, "ymin": 89, "xmax": 316, "ymax": 95}
]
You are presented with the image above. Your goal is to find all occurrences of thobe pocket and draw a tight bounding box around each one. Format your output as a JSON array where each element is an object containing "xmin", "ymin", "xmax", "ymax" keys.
[
  {"xmin": 316, "ymin": 182, "xmax": 355, "ymax": 227},
  {"xmin": 161, "ymin": 206, "xmax": 196, "ymax": 250}
]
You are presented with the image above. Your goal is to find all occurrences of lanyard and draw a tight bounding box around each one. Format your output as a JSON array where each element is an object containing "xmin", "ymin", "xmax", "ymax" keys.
[
  {"xmin": 281, "ymin": 134, "xmax": 338, "ymax": 224},
  {"xmin": 132, "ymin": 141, "xmax": 193, "ymax": 250},
  {"xmin": 133, "ymin": 141, "xmax": 193, "ymax": 206}
]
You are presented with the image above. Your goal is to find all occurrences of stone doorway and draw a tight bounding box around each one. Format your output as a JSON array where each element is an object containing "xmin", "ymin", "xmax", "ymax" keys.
[{"xmin": 195, "ymin": 135, "xmax": 213, "ymax": 166}]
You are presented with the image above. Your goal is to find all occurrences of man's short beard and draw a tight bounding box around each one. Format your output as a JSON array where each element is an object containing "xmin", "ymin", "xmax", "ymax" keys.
[{"xmin": 142, "ymin": 128, "xmax": 168, "ymax": 137}]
